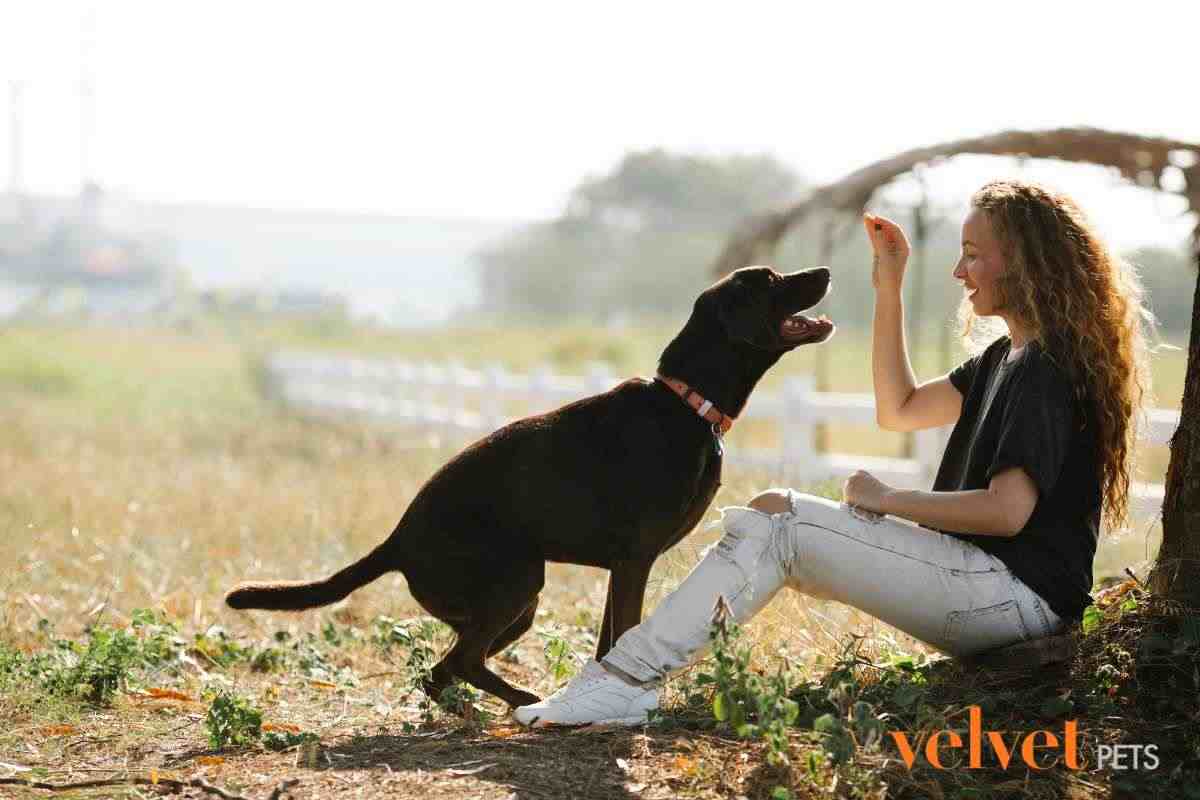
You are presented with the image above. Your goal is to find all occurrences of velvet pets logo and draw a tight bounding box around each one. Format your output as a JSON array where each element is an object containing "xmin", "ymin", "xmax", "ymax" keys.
[{"xmin": 888, "ymin": 706, "xmax": 1159, "ymax": 771}]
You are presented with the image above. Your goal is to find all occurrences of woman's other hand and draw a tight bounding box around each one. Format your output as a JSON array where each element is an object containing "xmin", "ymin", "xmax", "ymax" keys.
[
  {"xmin": 843, "ymin": 469, "xmax": 893, "ymax": 514},
  {"xmin": 862, "ymin": 213, "xmax": 910, "ymax": 294}
]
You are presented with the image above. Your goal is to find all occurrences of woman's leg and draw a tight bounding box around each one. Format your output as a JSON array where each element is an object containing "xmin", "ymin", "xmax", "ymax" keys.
[
  {"xmin": 513, "ymin": 498, "xmax": 794, "ymax": 726},
  {"xmin": 607, "ymin": 489, "xmax": 1064, "ymax": 683},
  {"xmin": 599, "ymin": 499, "xmax": 796, "ymax": 683},
  {"xmin": 515, "ymin": 488, "xmax": 1062, "ymax": 725},
  {"xmin": 765, "ymin": 490, "xmax": 1065, "ymax": 655}
]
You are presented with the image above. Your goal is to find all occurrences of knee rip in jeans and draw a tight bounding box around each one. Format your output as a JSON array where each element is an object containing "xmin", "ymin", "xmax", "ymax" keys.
[
  {"xmin": 710, "ymin": 517, "xmax": 779, "ymax": 580},
  {"xmin": 844, "ymin": 503, "xmax": 886, "ymax": 525}
]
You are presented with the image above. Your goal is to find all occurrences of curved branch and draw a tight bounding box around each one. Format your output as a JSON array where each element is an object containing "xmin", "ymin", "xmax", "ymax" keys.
[{"xmin": 712, "ymin": 127, "xmax": 1200, "ymax": 276}]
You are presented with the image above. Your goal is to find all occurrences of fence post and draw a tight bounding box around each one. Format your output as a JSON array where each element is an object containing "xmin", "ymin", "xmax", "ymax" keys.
[
  {"xmin": 530, "ymin": 363, "xmax": 554, "ymax": 415},
  {"xmin": 913, "ymin": 425, "xmax": 952, "ymax": 487},
  {"xmin": 483, "ymin": 362, "xmax": 507, "ymax": 432},
  {"xmin": 782, "ymin": 376, "xmax": 817, "ymax": 483},
  {"xmin": 585, "ymin": 362, "xmax": 615, "ymax": 395},
  {"xmin": 394, "ymin": 360, "xmax": 415, "ymax": 424},
  {"xmin": 445, "ymin": 359, "xmax": 467, "ymax": 427},
  {"xmin": 417, "ymin": 362, "xmax": 439, "ymax": 425}
]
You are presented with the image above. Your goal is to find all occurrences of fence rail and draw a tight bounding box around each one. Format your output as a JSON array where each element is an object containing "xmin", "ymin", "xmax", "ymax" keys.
[{"xmin": 264, "ymin": 351, "xmax": 1179, "ymax": 520}]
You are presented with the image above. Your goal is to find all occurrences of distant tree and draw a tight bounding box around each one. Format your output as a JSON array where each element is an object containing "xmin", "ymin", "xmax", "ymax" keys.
[
  {"xmin": 564, "ymin": 150, "xmax": 803, "ymax": 233},
  {"xmin": 1129, "ymin": 244, "xmax": 1197, "ymax": 333},
  {"xmin": 476, "ymin": 149, "xmax": 805, "ymax": 319}
]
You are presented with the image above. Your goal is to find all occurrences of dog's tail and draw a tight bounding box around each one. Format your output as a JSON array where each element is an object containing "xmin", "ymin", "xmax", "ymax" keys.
[{"xmin": 224, "ymin": 542, "xmax": 393, "ymax": 611}]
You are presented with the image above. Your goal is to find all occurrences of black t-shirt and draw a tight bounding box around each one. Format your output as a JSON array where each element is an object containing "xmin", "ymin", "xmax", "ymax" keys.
[{"xmin": 931, "ymin": 336, "xmax": 1101, "ymax": 623}]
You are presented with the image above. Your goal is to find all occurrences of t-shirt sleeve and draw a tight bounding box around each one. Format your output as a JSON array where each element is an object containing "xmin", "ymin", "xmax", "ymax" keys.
[
  {"xmin": 985, "ymin": 363, "xmax": 1075, "ymax": 498},
  {"xmin": 948, "ymin": 353, "xmax": 982, "ymax": 396}
]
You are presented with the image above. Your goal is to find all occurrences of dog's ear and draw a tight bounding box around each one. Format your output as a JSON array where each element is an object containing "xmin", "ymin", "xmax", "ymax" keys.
[{"xmin": 715, "ymin": 276, "xmax": 769, "ymax": 345}]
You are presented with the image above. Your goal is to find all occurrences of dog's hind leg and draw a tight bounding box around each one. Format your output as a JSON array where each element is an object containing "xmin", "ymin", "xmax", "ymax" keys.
[
  {"xmin": 422, "ymin": 629, "xmax": 460, "ymax": 704},
  {"xmin": 593, "ymin": 558, "xmax": 654, "ymax": 661},
  {"xmin": 424, "ymin": 558, "xmax": 544, "ymax": 708},
  {"xmin": 486, "ymin": 598, "xmax": 538, "ymax": 659}
]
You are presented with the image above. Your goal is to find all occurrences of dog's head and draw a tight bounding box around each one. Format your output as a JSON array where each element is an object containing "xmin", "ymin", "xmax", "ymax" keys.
[
  {"xmin": 658, "ymin": 265, "xmax": 835, "ymax": 419},
  {"xmin": 708, "ymin": 265, "xmax": 835, "ymax": 351}
]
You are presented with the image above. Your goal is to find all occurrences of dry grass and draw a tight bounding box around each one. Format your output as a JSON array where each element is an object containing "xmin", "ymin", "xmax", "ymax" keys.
[{"xmin": 0, "ymin": 320, "xmax": 1190, "ymax": 798}]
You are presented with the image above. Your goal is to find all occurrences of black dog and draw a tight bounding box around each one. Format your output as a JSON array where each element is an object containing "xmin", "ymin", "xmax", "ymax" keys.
[{"xmin": 226, "ymin": 265, "xmax": 834, "ymax": 707}]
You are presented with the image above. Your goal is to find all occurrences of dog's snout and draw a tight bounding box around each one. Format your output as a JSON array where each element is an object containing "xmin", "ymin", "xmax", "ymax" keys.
[
  {"xmin": 776, "ymin": 266, "xmax": 832, "ymax": 311},
  {"xmin": 782, "ymin": 266, "xmax": 830, "ymax": 285}
]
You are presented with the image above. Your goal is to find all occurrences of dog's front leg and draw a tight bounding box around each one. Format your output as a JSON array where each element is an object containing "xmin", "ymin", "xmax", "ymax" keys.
[{"xmin": 594, "ymin": 559, "xmax": 654, "ymax": 661}]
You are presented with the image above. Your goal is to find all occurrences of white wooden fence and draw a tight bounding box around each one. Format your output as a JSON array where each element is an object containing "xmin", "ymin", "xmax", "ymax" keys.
[{"xmin": 263, "ymin": 351, "xmax": 1179, "ymax": 520}]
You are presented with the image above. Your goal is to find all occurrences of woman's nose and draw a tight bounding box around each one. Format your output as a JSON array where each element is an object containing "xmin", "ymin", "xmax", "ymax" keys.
[{"xmin": 952, "ymin": 259, "xmax": 966, "ymax": 279}]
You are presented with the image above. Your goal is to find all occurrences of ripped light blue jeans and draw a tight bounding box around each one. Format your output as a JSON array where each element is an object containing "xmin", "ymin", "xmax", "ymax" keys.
[{"xmin": 603, "ymin": 490, "xmax": 1066, "ymax": 684}]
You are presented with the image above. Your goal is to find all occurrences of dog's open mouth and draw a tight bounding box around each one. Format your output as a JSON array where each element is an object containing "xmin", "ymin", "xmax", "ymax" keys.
[{"xmin": 780, "ymin": 312, "xmax": 835, "ymax": 344}]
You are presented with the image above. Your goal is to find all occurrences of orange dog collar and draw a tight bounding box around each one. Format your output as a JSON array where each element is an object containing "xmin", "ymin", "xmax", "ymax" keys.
[{"xmin": 654, "ymin": 374, "xmax": 735, "ymax": 435}]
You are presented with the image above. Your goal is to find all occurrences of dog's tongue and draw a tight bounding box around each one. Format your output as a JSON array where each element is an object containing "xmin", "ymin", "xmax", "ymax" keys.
[{"xmin": 781, "ymin": 312, "xmax": 833, "ymax": 341}]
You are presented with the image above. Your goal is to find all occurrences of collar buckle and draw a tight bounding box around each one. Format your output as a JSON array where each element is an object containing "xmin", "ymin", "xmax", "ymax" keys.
[{"xmin": 655, "ymin": 372, "xmax": 736, "ymax": 435}]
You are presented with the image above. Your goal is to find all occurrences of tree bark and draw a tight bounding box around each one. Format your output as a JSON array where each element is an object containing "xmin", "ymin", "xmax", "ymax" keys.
[{"xmin": 1148, "ymin": 243, "xmax": 1200, "ymax": 607}]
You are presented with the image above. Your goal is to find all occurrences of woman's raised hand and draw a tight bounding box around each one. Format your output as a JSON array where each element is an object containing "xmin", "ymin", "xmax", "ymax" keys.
[{"xmin": 862, "ymin": 212, "xmax": 911, "ymax": 294}]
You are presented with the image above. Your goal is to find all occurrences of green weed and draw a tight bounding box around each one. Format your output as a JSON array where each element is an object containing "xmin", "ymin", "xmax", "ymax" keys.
[
  {"xmin": 205, "ymin": 689, "xmax": 263, "ymax": 749},
  {"xmin": 539, "ymin": 626, "xmax": 579, "ymax": 683},
  {"xmin": 5, "ymin": 610, "xmax": 185, "ymax": 706},
  {"xmin": 263, "ymin": 730, "xmax": 319, "ymax": 751}
]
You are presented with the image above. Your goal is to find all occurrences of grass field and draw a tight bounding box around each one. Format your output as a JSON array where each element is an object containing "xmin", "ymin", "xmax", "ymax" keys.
[{"xmin": 0, "ymin": 319, "xmax": 1192, "ymax": 799}]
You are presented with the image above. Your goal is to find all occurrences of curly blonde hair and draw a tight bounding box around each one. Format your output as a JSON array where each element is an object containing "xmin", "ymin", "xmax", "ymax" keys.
[{"xmin": 957, "ymin": 179, "xmax": 1153, "ymax": 532}]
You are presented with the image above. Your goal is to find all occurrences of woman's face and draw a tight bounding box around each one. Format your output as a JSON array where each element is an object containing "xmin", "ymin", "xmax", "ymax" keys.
[{"xmin": 953, "ymin": 207, "xmax": 1008, "ymax": 317}]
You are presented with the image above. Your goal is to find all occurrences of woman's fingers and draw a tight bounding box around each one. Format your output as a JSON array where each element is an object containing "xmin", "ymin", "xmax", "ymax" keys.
[
  {"xmin": 863, "ymin": 213, "xmax": 893, "ymax": 245},
  {"xmin": 863, "ymin": 211, "xmax": 909, "ymax": 292},
  {"xmin": 863, "ymin": 213, "xmax": 910, "ymax": 254}
]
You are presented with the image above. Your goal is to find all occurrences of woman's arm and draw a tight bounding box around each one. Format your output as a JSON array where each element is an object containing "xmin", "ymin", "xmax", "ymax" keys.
[
  {"xmin": 864, "ymin": 214, "xmax": 916, "ymax": 428},
  {"xmin": 864, "ymin": 214, "xmax": 963, "ymax": 431},
  {"xmin": 846, "ymin": 466, "xmax": 1039, "ymax": 537}
]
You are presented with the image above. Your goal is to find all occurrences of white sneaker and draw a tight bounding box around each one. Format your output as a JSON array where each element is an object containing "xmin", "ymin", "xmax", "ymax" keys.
[{"xmin": 512, "ymin": 660, "xmax": 659, "ymax": 727}]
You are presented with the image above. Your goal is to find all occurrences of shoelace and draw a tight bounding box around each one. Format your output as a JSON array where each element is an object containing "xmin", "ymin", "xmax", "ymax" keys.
[{"xmin": 541, "ymin": 664, "xmax": 605, "ymax": 702}]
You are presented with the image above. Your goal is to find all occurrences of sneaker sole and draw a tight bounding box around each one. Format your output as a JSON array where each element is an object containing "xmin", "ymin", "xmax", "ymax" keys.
[{"xmin": 525, "ymin": 714, "xmax": 649, "ymax": 729}]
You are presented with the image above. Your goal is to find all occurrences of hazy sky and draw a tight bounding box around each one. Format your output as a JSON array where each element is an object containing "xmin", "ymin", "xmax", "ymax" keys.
[{"xmin": 2, "ymin": 1, "xmax": 1197, "ymax": 250}]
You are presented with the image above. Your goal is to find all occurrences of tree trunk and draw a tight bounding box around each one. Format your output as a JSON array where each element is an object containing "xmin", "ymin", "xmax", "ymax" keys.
[{"xmin": 1148, "ymin": 246, "xmax": 1200, "ymax": 607}]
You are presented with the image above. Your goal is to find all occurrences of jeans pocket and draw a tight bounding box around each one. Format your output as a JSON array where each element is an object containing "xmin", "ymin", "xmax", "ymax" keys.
[
  {"xmin": 941, "ymin": 599, "xmax": 1026, "ymax": 656},
  {"xmin": 1010, "ymin": 576, "xmax": 1063, "ymax": 638}
]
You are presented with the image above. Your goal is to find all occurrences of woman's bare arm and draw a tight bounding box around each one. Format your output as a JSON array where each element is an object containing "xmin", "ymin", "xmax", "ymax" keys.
[
  {"xmin": 880, "ymin": 466, "xmax": 1039, "ymax": 536},
  {"xmin": 865, "ymin": 213, "xmax": 963, "ymax": 432}
]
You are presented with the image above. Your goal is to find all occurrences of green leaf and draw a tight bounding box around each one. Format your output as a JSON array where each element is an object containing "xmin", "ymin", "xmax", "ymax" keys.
[
  {"xmin": 736, "ymin": 723, "xmax": 758, "ymax": 739},
  {"xmin": 892, "ymin": 683, "xmax": 924, "ymax": 708},
  {"xmin": 1081, "ymin": 605, "xmax": 1102, "ymax": 634},
  {"xmin": 713, "ymin": 691, "xmax": 728, "ymax": 722},
  {"xmin": 1039, "ymin": 696, "xmax": 1074, "ymax": 719},
  {"xmin": 729, "ymin": 700, "xmax": 746, "ymax": 730},
  {"xmin": 813, "ymin": 713, "xmax": 841, "ymax": 734}
]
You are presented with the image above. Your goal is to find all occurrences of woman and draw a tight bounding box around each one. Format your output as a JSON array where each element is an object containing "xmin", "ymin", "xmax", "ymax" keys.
[{"xmin": 514, "ymin": 179, "xmax": 1151, "ymax": 727}]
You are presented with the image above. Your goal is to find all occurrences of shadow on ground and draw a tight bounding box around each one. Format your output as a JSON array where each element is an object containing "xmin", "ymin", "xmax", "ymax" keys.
[{"xmin": 322, "ymin": 726, "xmax": 645, "ymax": 799}]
